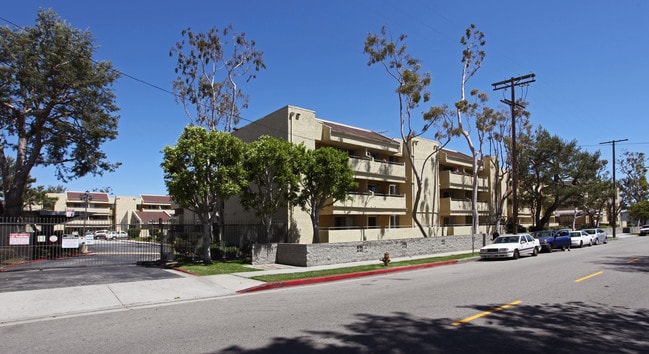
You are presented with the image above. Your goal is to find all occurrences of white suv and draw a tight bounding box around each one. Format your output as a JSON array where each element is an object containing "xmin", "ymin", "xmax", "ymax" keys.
[{"xmin": 94, "ymin": 230, "xmax": 109, "ymax": 240}]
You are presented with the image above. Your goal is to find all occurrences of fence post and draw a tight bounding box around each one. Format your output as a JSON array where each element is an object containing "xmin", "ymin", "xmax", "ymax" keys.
[{"xmin": 159, "ymin": 218, "xmax": 166, "ymax": 263}]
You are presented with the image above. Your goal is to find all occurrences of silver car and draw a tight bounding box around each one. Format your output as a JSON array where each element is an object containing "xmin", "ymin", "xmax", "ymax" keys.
[
  {"xmin": 570, "ymin": 230, "xmax": 592, "ymax": 247},
  {"xmin": 583, "ymin": 228, "xmax": 607, "ymax": 245}
]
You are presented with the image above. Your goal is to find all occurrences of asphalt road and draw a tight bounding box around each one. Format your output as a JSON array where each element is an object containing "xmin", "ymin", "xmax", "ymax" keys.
[{"xmin": 1, "ymin": 236, "xmax": 646, "ymax": 353}]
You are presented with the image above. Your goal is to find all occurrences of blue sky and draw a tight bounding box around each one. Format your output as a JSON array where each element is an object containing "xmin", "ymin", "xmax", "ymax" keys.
[{"xmin": 4, "ymin": 0, "xmax": 648, "ymax": 197}]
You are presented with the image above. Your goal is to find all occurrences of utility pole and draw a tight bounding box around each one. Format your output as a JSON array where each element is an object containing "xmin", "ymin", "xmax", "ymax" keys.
[
  {"xmin": 600, "ymin": 138, "xmax": 628, "ymax": 238},
  {"xmin": 492, "ymin": 74, "xmax": 535, "ymax": 234}
]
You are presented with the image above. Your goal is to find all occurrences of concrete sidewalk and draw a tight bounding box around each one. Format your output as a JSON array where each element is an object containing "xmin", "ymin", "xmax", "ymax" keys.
[
  {"xmin": 0, "ymin": 251, "xmax": 474, "ymax": 325},
  {"xmin": 0, "ymin": 270, "xmax": 265, "ymax": 324}
]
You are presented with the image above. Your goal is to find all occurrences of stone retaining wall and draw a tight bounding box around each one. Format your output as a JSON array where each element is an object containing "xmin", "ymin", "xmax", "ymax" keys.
[{"xmin": 252, "ymin": 234, "xmax": 487, "ymax": 267}]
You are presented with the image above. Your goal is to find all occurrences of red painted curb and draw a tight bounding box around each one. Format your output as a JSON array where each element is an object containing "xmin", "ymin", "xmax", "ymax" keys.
[{"xmin": 237, "ymin": 259, "xmax": 459, "ymax": 293}]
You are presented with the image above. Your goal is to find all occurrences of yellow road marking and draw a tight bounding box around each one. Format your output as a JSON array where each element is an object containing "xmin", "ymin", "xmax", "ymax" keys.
[
  {"xmin": 574, "ymin": 271, "xmax": 603, "ymax": 283},
  {"xmin": 627, "ymin": 257, "xmax": 642, "ymax": 263},
  {"xmin": 451, "ymin": 300, "xmax": 522, "ymax": 326}
]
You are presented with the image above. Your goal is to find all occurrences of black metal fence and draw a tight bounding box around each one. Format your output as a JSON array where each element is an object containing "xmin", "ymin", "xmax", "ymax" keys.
[{"xmin": 0, "ymin": 216, "xmax": 286, "ymax": 271}]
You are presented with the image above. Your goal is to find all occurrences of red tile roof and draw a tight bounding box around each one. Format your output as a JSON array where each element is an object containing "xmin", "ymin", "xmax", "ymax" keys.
[
  {"xmin": 441, "ymin": 148, "xmax": 472, "ymax": 162},
  {"xmin": 319, "ymin": 120, "xmax": 397, "ymax": 145},
  {"xmin": 67, "ymin": 191, "xmax": 109, "ymax": 202},
  {"xmin": 141, "ymin": 195, "xmax": 171, "ymax": 204}
]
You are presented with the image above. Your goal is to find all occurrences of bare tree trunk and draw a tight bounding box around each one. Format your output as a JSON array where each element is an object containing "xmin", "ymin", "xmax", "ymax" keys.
[
  {"xmin": 202, "ymin": 217, "xmax": 212, "ymax": 264},
  {"xmin": 471, "ymin": 150, "xmax": 479, "ymax": 237},
  {"xmin": 262, "ymin": 215, "xmax": 273, "ymax": 243},
  {"xmin": 311, "ymin": 207, "xmax": 320, "ymax": 243}
]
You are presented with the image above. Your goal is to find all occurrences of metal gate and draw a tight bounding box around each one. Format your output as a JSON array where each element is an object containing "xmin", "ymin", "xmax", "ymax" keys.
[
  {"xmin": 0, "ymin": 217, "xmax": 170, "ymax": 272},
  {"xmin": 1, "ymin": 217, "xmax": 286, "ymax": 272}
]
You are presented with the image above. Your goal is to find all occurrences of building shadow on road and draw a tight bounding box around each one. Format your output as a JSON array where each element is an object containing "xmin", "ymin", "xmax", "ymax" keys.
[{"xmin": 218, "ymin": 301, "xmax": 649, "ymax": 353}]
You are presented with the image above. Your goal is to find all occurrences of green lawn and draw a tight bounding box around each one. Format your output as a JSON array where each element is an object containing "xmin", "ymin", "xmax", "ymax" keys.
[
  {"xmin": 250, "ymin": 253, "xmax": 478, "ymax": 282},
  {"xmin": 177, "ymin": 253, "xmax": 478, "ymax": 279},
  {"xmin": 177, "ymin": 259, "xmax": 261, "ymax": 276}
]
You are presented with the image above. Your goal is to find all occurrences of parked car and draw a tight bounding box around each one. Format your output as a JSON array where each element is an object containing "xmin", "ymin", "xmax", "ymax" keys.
[
  {"xmin": 480, "ymin": 234, "xmax": 540, "ymax": 260},
  {"xmin": 531, "ymin": 230, "xmax": 572, "ymax": 252},
  {"xmin": 640, "ymin": 225, "xmax": 649, "ymax": 236},
  {"xmin": 570, "ymin": 230, "xmax": 592, "ymax": 248},
  {"xmin": 94, "ymin": 230, "xmax": 109, "ymax": 240},
  {"xmin": 108, "ymin": 230, "xmax": 128, "ymax": 240},
  {"xmin": 583, "ymin": 228, "xmax": 607, "ymax": 245}
]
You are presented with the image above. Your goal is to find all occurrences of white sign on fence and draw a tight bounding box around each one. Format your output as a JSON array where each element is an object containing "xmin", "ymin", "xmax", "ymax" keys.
[
  {"xmin": 9, "ymin": 233, "xmax": 30, "ymax": 245},
  {"xmin": 62, "ymin": 236, "xmax": 80, "ymax": 249}
]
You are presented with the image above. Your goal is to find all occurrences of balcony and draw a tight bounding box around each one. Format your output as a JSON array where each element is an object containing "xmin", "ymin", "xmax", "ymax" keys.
[
  {"xmin": 439, "ymin": 170, "xmax": 488, "ymax": 191},
  {"xmin": 439, "ymin": 197, "xmax": 490, "ymax": 214},
  {"xmin": 332, "ymin": 192, "xmax": 407, "ymax": 214},
  {"xmin": 349, "ymin": 156, "xmax": 406, "ymax": 182}
]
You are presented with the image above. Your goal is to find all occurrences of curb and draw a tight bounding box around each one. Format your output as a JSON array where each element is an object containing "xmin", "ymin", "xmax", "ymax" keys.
[{"xmin": 237, "ymin": 259, "xmax": 460, "ymax": 293}]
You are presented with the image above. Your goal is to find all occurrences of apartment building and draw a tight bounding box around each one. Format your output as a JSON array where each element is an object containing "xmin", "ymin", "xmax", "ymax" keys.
[
  {"xmin": 225, "ymin": 105, "xmax": 505, "ymax": 243},
  {"xmin": 46, "ymin": 192, "xmax": 174, "ymax": 233},
  {"xmin": 437, "ymin": 149, "xmax": 493, "ymax": 236}
]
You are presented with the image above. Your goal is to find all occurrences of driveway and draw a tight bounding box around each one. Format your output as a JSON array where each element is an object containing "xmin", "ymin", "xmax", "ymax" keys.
[{"xmin": 0, "ymin": 265, "xmax": 182, "ymax": 293}]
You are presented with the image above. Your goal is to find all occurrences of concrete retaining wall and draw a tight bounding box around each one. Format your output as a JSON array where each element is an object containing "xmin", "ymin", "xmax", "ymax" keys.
[{"xmin": 252, "ymin": 234, "xmax": 486, "ymax": 267}]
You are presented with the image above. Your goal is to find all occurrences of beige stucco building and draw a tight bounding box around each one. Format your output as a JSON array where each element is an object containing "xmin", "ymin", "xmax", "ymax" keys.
[
  {"xmin": 225, "ymin": 105, "xmax": 506, "ymax": 244},
  {"xmin": 47, "ymin": 192, "xmax": 174, "ymax": 234}
]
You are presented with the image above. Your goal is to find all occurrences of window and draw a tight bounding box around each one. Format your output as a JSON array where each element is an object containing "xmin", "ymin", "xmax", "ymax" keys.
[
  {"xmin": 389, "ymin": 184, "xmax": 398, "ymax": 196},
  {"xmin": 368, "ymin": 217, "xmax": 377, "ymax": 228},
  {"xmin": 335, "ymin": 216, "xmax": 354, "ymax": 229},
  {"xmin": 390, "ymin": 215, "xmax": 399, "ymax": 228}
]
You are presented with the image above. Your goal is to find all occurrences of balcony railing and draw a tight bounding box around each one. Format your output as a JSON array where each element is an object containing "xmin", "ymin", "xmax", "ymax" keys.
[
  {"xmin": 439, "ymin": 197, "xmax": 490, "ymax": 214},
  {"xmin": 349, "ymin": 156, "xmax": 406, "ymax": 182},
  {"xmin": 333, "ymin": 192, "xmax": 407, "ymax": 212},
  {"xmin": 439, "ymin": 170, "xmax": 488, "ymax": 191}
]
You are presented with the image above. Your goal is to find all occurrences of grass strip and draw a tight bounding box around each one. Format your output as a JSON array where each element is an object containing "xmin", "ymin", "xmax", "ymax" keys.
[
  {"xmin": 250, "ymin": 252, "xmax": 477, "ymax": 282},
  {"xmin": 177, "ymin": 259, "xmax": 261, "ymax": 276}
]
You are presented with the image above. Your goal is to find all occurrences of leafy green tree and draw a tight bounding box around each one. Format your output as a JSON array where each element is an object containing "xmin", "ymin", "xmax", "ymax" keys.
[
  {"xmin": 518, "ymin": 127, "xmax": 607, "ymax": 229},
  {"xmin": 364, "ymin": 26, "xmax": 449, "ymax": 237},
  {"xmin": 161, "ymin": 126, "xmax": 246, "ymax": 263},
  {"xmin": 169, "ymin": 24, "xmax": 265, "ymax": 244},
  {"xmin": 297, "ymin": 147, "xmax": 358, "ymax": 243},
  {"xmin": 170, "ymin": 24, "xmax": 265, "ymax": 132},
  {"xmin": 0, "ymin": 9, "xmax": 121, "ymax": 217},
  {"xmin": 93, "ymin": 187, "xmax": 113, "ymax": 195},
  {"xmin": 618, "ymin": 151, "xmax": 649, "ymax": 210},
  {"xmin": 577, "ymin": 173, "xmax": 612, "ymax": 227},
  {"xmin": 46, "ymin": 185, "xmax": 66, "ymax": 193},
  {"xmin": 23, "ymin": 178, "xmax": 58, "ymax": 211},
  {"xmin": 240, "ymin": 136, "xmax": 305, "ymax": 243},
  {"xmin": 0, "ymin": 157, "xmax": 63, "ymax": 212},
  {"xmin": 628, "ymin": 201, "xmax": 649, "ymax": 224}
]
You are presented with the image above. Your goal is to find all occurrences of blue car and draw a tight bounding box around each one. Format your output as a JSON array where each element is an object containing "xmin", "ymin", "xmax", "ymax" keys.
[{"xmin": 531, "ymin": 229, "xmax": 572, "ymax": 252}]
